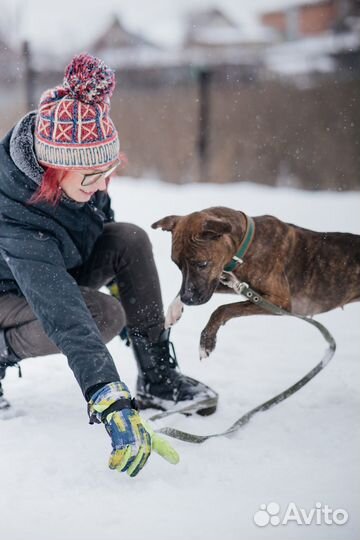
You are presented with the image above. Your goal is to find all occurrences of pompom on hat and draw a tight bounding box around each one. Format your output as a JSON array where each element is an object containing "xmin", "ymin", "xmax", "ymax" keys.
[{"xmin": 34, "ymin": 53, "xmax": 120, "ymax": 170}]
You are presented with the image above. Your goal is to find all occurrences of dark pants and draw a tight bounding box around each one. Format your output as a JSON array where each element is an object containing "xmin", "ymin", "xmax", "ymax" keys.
[{"xmin": 0, "ymin": 223, "xmax": 165, "ymax": 360}]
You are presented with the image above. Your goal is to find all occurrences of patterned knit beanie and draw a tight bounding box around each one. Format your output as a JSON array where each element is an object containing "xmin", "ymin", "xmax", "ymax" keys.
[{"xmin": 34, "ymin": 53, "xmax": 120, "ymax": 170}]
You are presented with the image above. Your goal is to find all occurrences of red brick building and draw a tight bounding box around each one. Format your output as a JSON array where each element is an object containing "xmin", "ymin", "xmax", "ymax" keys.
[{"xmin": 261, "ymin": 0, "xmax": 354, "ymax": 40}]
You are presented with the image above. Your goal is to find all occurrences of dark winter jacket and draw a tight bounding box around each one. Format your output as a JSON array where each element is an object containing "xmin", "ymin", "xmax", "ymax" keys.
[{"xmin": 0, "ymin": 112, "xmax": 120, "ymax": 397}]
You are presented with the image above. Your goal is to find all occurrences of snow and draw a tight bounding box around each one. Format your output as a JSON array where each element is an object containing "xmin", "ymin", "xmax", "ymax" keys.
[
  {"xmin": 265, "ymin": 31, "xmax": 360, "ymax": 75},
  {"xmin": 1, "ymin": 178, "xmax": 359, "ymax": 540}
]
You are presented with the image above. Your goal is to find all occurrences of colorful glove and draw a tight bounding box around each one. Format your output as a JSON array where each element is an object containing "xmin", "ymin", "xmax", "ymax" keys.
[{"xmin": 88, "ymin": 382, "xmax": 179, "ymax": 477}]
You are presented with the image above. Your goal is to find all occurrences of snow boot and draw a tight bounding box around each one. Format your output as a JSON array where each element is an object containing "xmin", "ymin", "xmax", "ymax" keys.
[
  {"xmin": 130, "ymin": 328, "xmax": 218, "ymax": 416},
  {"xmin": 0, "ymin": 329, "xmax": 21, "ymax": 410}
]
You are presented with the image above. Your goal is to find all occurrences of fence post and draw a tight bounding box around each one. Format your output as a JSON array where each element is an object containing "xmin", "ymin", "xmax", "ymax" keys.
[
  {"xmin": 197, "ymin": 67, "xmax": 212, "ymax": 182},
  {"xmin": 22, "ymin": 40, "xmax": 36, "ymax": 110}
]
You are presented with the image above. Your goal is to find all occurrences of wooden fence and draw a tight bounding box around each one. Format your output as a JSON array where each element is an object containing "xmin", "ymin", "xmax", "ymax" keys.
[{"xmin": 1, "ymin": 56, "xmax": 359, "ymax": 190}]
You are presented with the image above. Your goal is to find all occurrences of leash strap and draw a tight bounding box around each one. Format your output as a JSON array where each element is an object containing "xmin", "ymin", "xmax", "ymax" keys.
[{"xmin": 154, "ymin": 272, "xmax": 336, "ymax": 444}]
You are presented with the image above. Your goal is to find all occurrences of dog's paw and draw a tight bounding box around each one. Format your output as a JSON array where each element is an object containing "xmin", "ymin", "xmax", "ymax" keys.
[
  {"xmin": 199, "ymin": 345, "xmax": 210, "ymax": 360},
  {"xmin": 165, "ymin": 295, "xmax": 184, "ymax": 329},
  {"xmin": 199, "ymin": 330, "xmax": 217, "ymax": 360}
]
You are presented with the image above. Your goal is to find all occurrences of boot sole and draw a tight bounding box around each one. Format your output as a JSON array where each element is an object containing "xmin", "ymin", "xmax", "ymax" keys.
[
  {"xmin": 196, "ymin": 405, "xmax": 217, "ymax": 416},
  {"xmin": 136, "ymin": 394, "xmax": 218, "ymax": 417}
]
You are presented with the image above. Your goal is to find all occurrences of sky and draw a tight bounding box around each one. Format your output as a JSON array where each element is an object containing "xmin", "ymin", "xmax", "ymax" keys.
[{"xmin": 0, "ymin": 0, "xmax": 314, "ymax": 53}]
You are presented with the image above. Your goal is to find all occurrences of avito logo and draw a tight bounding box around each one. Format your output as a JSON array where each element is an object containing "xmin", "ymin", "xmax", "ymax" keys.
[{"xmin": 254, "ymin": 502, "xmax": 349, "ymax": 527}]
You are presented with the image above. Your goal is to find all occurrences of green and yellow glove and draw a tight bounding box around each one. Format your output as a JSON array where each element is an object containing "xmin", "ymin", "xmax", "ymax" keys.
[{"xmin": 88, "ymin": 382, "xmax": 179, "ymax": 477}]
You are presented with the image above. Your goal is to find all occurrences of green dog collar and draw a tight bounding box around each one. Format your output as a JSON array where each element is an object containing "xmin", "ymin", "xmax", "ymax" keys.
[{"xmin": 224, "ymin": 214, "xmax": 255, "ymax": 272}]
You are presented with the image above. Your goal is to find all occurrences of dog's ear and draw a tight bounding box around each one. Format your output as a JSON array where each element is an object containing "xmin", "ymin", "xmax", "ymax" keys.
[
  {"xmin": 201, "ymin": 219, "xmax": 232, "ymax": 239},
  {"xmin": 152, "ymin": 215, "xmax": 180, "ymax": 232}
]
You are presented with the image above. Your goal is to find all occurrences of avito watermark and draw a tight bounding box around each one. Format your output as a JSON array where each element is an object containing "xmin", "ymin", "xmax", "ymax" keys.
[{"xmin": 254, "ymin": 502, "xmax": 349, "ymax": 527}]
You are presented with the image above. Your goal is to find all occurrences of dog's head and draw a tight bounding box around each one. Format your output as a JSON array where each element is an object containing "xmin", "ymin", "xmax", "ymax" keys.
[{"xmin": 152, "ymin": 210, "xmax": 235, "ymax": 305}]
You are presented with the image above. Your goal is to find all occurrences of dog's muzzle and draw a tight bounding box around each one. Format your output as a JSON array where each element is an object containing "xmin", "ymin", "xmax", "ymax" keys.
[{"xmin": 180, "ymin": 281, "xmax": 217, "ymax": 306}]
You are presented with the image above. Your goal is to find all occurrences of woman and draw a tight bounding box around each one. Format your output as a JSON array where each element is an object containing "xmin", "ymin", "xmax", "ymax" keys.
[{"xmin": 0, "ymin": 54, "xmax": 217, "ymax": 476}]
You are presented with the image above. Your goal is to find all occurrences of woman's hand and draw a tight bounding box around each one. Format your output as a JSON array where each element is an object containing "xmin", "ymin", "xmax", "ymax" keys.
[{"xmin": 88, "ymin": 382, "xmax": 179, "ymax": 477}]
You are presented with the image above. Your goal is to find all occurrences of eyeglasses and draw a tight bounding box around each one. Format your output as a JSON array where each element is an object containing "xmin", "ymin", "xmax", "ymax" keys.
[{"xmin": 81, "ymin": 160, "xmax": 120, "ymax": 187}]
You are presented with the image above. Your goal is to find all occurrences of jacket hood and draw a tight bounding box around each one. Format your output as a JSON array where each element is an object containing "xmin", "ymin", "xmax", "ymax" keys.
[
  {"xmin": 9, "ymin": 111, "xmax": 44, "ymax": 186},
  {"xmin": 0, "ymin": 114, "xmax": 84, "ymax": 209}
]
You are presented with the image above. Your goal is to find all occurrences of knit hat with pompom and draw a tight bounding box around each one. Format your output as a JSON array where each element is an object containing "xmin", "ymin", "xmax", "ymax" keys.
[{"xmin": 34, "ymin": 53, "xmax": 119, "ymax": 170}]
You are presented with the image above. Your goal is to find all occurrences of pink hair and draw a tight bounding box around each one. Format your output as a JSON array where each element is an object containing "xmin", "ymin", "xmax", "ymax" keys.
[{"xmin": 29, "ymin": 152, "xmax": 127, "ymax": 207}]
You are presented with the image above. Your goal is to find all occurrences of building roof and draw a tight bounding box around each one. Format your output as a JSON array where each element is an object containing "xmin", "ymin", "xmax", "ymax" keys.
[
  {"xmin": 184, "ymin": 7, "xmax": 274, "ymax": 48},
  {"xmin": 91, "ymin": 15, "xmax": 159, "ymax": 52},
  {"xmin": 186, "ymin": 7, "xmax": 239, "ymax": 30}
]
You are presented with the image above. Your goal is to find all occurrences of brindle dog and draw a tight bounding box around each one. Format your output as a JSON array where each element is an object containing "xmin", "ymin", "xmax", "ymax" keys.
[{"xmin": 152, "ymin": 207, "xmax": 360, "ymax": 358}]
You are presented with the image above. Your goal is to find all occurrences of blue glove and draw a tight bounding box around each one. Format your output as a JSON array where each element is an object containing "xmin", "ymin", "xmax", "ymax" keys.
[{"xmin": 88, "ymin": 382, "xmax": 179, "ymax": 477}]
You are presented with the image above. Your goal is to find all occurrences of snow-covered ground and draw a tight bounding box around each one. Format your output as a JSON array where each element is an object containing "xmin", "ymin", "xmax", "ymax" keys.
[{"xmin": 1, "ymin": 179, "xmax": 359, "ymax": 540}]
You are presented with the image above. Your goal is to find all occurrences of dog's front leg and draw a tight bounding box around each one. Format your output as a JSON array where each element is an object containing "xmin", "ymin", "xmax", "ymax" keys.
[
  {"xmin": 165, "ymin": 294, "xmax": 184, "ymax": 329},
  {"xmin": 199, "ymin": 300, "xmax": 279, "ymax": 359}
]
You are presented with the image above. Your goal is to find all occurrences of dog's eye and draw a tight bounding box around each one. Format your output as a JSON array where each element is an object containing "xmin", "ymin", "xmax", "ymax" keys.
[{"xmin": 196, "ymin": 261, "xmax": 209, "ymax": 269}]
